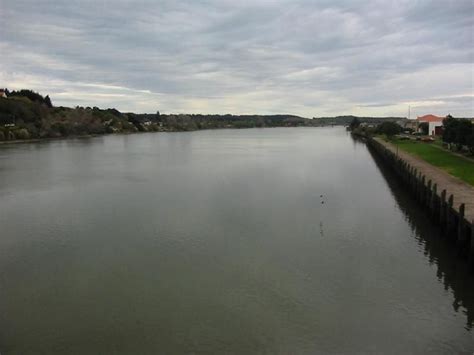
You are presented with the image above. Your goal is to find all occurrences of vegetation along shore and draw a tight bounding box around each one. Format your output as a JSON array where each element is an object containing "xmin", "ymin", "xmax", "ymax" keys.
[
  {"xmin": 350, "ymin": 115, "xmax": 474, "ymax": 269},
  {"xmin": 0, "ymin": 89, "xmax": 406, "ymax": 143}
]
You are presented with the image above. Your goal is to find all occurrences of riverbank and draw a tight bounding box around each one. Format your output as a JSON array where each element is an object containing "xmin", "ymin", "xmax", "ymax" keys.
[
  {"xmin": 368, "ymin": 137, "xmax": 474, "ymax": 269},
  {"xmin": 374, "ymin": 137, "xmax": 474, "ymax": 219},
  {"xmin": 0, "ymin": 127, "xmax": 286, "ymax": 146},
  {"xmin": 394, "ymin": 138, "xmax": 474, "ymax": 186},
  {"xmin": 0, "ymin": 132, "xmax": 147, "ymax": 146},
  {"xmin": 0, "ymin": 125, "xmax": 340, "ymax": 147},
  {"xmin": 0, "ymin": 135, "xmax": 102, "ymax": 146}
]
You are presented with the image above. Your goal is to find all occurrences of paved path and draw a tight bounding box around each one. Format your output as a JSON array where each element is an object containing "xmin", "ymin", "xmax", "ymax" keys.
[{"xmin": 374, "ymin": 137, "xmax": 474, "ymax": 222}]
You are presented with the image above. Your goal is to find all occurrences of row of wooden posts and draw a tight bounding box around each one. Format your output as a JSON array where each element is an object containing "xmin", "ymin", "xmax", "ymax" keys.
[{"xmin": 368, "ymin": 138, "xmax": 474, "ymax": 268}]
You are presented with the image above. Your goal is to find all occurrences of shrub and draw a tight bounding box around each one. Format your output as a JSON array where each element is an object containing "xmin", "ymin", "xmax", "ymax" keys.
[{"xmin": 15, "ymin": 128, "xmax": 30, "ymax": 140}]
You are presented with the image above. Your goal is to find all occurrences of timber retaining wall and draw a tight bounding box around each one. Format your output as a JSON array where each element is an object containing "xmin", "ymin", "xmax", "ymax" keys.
[{"xmin": 367, "ymin": 137, "xmax": 474, "ymax": 269}]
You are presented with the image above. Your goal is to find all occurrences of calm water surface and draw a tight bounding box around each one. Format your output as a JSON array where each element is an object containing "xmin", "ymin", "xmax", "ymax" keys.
[{"xmin": 0, "ymin": 127, "xmax": 473, "ymax": 354}]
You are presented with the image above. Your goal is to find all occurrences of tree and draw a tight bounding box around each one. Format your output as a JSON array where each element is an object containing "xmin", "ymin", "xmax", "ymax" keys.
[
  {"xmin": 349, "ymin": 117, "xmax": 360, "ymax": 130},
  {"xmin": 443, "ymin": 116, "xmax": 458, "ymax": 144},
  {"xmin": 443, "ymin": 116, "xmax": 473, "ymax": 150},
  {"xmin": 419, "ymin": 122, "xmax": 429, "ymax": 135},
  {"xmin": 44, "ymin": 95, "xmax": 53, "ymax": 108},
  {"xmin": 455, "ymin": 119, "xmax": 472, "ymax": 147},
  {"xmin": 466, "ymin": 126, "xmax": 474, "ymax": 154},
  {"xmin": 8, "ymin": 89, "xmax": 52, "ymax": 107},
  {"xmin": 376, "ymin": 121, "xmax": 402, "ymax": 137}
]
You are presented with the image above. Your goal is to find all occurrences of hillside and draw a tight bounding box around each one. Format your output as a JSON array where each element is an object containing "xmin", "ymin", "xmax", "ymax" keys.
[
  {"xmin": 0, "ymin": 90, "xmax": 409, "ymax": 142},
  {"xmin": 0, "ymin": 90, "xmax": 316, "ymax": 141}
]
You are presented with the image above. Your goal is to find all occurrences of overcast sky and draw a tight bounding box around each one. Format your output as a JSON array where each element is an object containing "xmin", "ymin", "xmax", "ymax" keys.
[{"xmin": 1, "ymin": 0, "xmax": 473, "ymax": 117}]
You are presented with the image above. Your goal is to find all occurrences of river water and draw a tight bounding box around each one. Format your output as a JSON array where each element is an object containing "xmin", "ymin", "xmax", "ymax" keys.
[{"xmin": 0, "ymin": 127, "xmax": 472, "ymax": 354}]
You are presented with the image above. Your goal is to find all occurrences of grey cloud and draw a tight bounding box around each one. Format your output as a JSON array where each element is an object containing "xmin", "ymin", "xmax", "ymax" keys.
[{"xmin": 0, "ymin": 0, "xmax": 472, "ymax": 116}]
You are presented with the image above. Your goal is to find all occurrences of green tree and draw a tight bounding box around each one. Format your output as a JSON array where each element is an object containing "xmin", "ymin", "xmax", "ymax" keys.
[
  {"xmin": 455, "ymin": 119, "xmax": 472, "ymax": 147},
  {"xmin": 443, "ymin": 116, "xmax": 473, "ymax": 150},
  {"xmin": 44, "ymin": 95, "xmax": 53, "ymax": 108},
  {"xmin": 419, "ymin": 122, "xmax": 429, "ymax": 135},
  {"xmin": 443, "ymin": 115, "xmax": 458, "ymax": 144},
  {"xmin": 466, "ymin": 126, "xmax": 474, "ymax": 154},
  {"xmin": 376, "ymin": 121, "xmax": 402, "ymax": 138},
  {"xmin": 349, "ymin": 117, "xmax": 360, "ymax": 130}
]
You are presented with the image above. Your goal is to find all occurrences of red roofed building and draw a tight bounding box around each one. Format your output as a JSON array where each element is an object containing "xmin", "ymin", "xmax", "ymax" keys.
[
  {"xmin": 0, "ymin": 89, "xmax": 7, "ymax": 98},
  {"xmin": 417, "ymin": 114, "xmax": 444, "ymax": 136}
]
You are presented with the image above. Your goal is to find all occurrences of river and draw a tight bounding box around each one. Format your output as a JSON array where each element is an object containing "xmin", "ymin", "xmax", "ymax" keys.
[{"xmin": 0, "ymin": 127, "xmax": 472, "ymax": 353}]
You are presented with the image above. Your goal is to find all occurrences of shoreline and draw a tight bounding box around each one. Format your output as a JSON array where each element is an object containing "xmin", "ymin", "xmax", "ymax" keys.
[
  {"xmin": 0, "ymin": 125, "xmax": 342, "ymax": 146},
  {"xmin": 367, "ymin": 136, "xmax": 474, "ymax": 269},
  {"xmin": 0, "ymin": 134, "xmax": 102, "ymax": 146}
]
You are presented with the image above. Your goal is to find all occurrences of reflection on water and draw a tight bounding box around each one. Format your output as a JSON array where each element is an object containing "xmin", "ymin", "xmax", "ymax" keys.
[
  {"xmin": 367, "ymin": 141, "xmax": 474, "ymax": 330},
  {"xmin": 0, "ymin": 128, "xmax": 473, "ymax": 353}
]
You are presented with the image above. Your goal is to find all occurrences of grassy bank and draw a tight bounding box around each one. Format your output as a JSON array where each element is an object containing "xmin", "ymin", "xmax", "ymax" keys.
[{"xmin": 391, "ymin": 139, "xmax": 474, "ymax": 186}]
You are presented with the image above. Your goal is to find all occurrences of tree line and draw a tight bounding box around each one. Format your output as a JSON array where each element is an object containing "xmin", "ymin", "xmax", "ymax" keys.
[
  {"xmin": 0, "ymin": 89, "xmax": 316, "ymax": 141},
  {"xmin": 349, "ymin": 115, "xmax": 474, "ymax": 154},
  {"xmin": 442, "ymin": 115, "xmax": 474, "ymax": 153},
  {"xmin": 3, "ymin": 89, "xmax": 53, "ymax": 108},
  {"xmin": 6, "ymin": 88, "xmax": 462, "ymax": 144}
]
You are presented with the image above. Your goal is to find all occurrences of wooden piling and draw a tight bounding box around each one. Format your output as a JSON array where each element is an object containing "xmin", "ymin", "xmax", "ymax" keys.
[
  {"xmin": 427, "ymin": 179, "xmax": 432, "ymax": 208},
  {"xmin": 420, "ymin": 174, "xmax": 426, "ymax": 204},
  {"xmin": 431, "ymin": 183, "xmax": 438, "ymax": 217},
  {"xmin": 470, "ymin": 221, "xmax": 474, "ymax": 269},
  {"xmin": 447, "ymin": 195, "xmax": 454, "ymax": 238},
  {"xmin": 366, "ymin": 137, "xmax": 473, "ymax": 267},
  {"xmin": 458, "ymin": 204, "xmax": 467, "ymax": 247},
  {"xmin": 440, "ymin": 189, "xmax": 446, "ymax": 225}
]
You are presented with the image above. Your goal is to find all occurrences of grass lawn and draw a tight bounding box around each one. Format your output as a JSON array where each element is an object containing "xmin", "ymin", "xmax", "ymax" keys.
[{"xmin": 392, "ymin": 139, "xmax": 474, "ymax": 186}]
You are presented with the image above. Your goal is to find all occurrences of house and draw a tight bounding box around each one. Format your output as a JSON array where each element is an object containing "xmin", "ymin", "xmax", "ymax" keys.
[
  {"xmin": 0, "ymin": 89, "xmax": 7, "ymax": 98},
  {"xmin": 398, "ymin": 119, "xmax": 418, "ymax": 132},
  {"xmin": 416, "ymin": 114, "xmax": 444, "ymax": 136}
]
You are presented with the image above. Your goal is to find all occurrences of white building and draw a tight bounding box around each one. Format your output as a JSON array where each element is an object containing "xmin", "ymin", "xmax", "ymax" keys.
[{"xmin": 416, "ymin": 114, "xmax": 444, "ymax": 136}]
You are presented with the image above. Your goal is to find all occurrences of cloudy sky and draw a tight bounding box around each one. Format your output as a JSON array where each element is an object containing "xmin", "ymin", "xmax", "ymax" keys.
[{"xmin": 1, "ymin": 0, "xmax": 473, "ymax": 117}]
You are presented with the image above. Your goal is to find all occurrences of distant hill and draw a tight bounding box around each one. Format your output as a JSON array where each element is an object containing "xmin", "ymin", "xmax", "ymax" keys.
[
  {"xmin": 0, "ymin": 89, "xmax": 317, "ymax": 141},
  {"xmin": 129, "ymin": 113, "xmax": 313, "ymax": 131},
  {"xmin": 0, "ymin": 90, "xmax": 140, "ymax": 141},
  {"xmin": 0, "ymin": 89, "xmax": 415, "ymax": 142}
]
